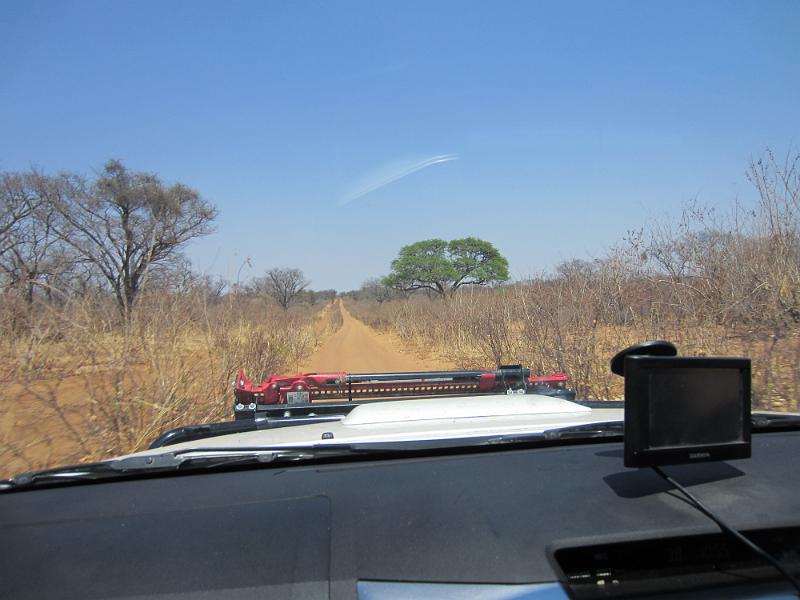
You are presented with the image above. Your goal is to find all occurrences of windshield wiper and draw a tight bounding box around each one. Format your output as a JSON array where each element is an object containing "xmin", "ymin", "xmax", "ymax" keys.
[
  {"xmin": 474, "ymin": 421, "xmax": 624, "ymax": 445},
  {"xmin": 0, "ymin": 451, "xmax": 263, "ymax": 490},
  {"xmin": 752, "ymin": 412, "xmax": 800, "ymax": 431},
  {"xmin": 544, "ymin": 421, "xmax": 624, "ymax": 440},
  {"xmin": 1, "ymin": 422, "xmax": 628, "ymax": 491},
  {"xmin": 1, "ymin": 443, "xmax": 410, "ymax": 490}
]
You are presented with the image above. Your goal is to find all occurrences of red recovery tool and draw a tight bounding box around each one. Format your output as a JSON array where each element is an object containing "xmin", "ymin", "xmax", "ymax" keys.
[{"xmin": 233, "ymin": 365, "xmax": 573, "ymax": 418}]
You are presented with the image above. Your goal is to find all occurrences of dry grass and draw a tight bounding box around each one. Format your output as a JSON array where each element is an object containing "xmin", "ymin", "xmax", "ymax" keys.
[
  {"xmin": 347, "ymin": 292, "xmax": 800, "ymax": 412},
  {"xmin": 0, "ymin": 290, "xmax": 336, "ymax": 477},
  {"xmin": 348, "ymin": 149, "xmax": 800, "ymax": 411},
  {"xmin": 2, "ymin": 147, "xmax": 798, "ymax": 477}
]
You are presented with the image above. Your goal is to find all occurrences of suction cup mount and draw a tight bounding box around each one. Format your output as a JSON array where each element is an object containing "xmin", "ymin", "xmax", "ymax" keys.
[{"xmin": 610, "ymin": 340, "xmax": 678, "ymax": 377}]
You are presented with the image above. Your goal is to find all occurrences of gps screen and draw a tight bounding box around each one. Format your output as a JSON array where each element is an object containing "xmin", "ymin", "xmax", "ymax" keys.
[{"xmin": 648, "ymin": 368, "xmax": 744, "ymax": 449}]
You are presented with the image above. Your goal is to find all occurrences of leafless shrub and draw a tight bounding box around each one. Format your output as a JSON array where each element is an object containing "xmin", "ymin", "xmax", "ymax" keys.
[
  {"xmin": 251, "ymin": 268, "xmax": 310, "ymax": 310},
  {"xmin": 0, "ymin": 285, "xmax": 323, "ymax": 477},
  {"xmin": 347, "ymin": 148, "xmax": 800, "ymax": 410}
]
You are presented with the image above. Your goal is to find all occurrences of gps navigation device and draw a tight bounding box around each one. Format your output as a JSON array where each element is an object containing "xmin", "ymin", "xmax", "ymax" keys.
[{"xmin": 623, "ymin": 356, "xmax": 751, "ymax": 467}]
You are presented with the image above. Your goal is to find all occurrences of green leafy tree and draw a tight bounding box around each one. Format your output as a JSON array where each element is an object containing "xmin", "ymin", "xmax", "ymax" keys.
[{"xmin": 383, "ymin": 237, "xmax": 509, "ymax": 297}]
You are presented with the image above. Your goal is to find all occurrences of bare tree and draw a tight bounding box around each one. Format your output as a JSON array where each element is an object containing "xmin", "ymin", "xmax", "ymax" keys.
[
  {"xmin": 0, "ymin": 173, "xmax": 40, "ymax": 262},
  {"xmin": 254, "ymin": 268, "xmax": 309, "ymax": 310},
  {"xmin": 0, "ymin": 174, "xmax": 76, "ymax": 304},
  {"xmin": 360, "ymin": 277, "xmax": 395, "ymax": 303},
  {"xmin": 51, "ymin": 160, "xmax": 217, "ymax": 321}
]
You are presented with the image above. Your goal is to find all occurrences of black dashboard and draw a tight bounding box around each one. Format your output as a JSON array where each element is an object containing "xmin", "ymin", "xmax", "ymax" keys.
[{"xmin": 1, "ymin": 431, "xmax": 799, "ymax": 599}]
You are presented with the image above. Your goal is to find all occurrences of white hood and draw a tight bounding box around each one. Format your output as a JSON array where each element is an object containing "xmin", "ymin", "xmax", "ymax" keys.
[{"xmin": 123, "ymin": 394, "xmax": 624, "ymax": 458}]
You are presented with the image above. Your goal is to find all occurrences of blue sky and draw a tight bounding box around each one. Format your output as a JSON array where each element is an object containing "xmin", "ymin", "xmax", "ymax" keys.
[{"xmin": 2, "ymin": 1, "xmax": 799, "ymax": 290}]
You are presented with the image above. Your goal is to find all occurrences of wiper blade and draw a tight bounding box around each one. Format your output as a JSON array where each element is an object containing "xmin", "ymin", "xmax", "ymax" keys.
[
  {"xmin": 304, "ymin": 422, "xmax": 625, "ymax": 452},
  {"xmin": 0, "ymin": 451, "xmax": 272, "ymax": 490},
  {"xmin": 543, "ymin": 421, "xmax": 624, "ymax": 440},
  {"xmin": 1, "ymin": 423, "xmax": 628, "ymax": 491},
  {"xmin": 2, "ymin": 462, "xmax": 122, "ymax": 489},
  {"xmin": 473, "ymin": 421, "xmax": 623, "ymax": 445},
  {"xmin": 0, "ymin": 445, "xmax": 364, "ymax": 490},
  {"xmin": 752, "ymin": 412, "xmax": 800, "ymax": 431}
]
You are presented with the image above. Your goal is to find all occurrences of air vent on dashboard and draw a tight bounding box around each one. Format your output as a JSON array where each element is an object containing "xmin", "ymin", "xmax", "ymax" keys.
[{"xmin": 553, "ymin": 526, "xmax": 800, "ymax": 598}]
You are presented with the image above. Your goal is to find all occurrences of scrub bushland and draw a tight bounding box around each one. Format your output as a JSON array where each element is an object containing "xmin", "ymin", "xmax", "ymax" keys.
[
  {"xmin": 347, "ymin": 149, "xmax": 800, "ymax": 411},
  {"xmin": 0, "ymin": 288, "xmax": 333, "ymax": 477}
]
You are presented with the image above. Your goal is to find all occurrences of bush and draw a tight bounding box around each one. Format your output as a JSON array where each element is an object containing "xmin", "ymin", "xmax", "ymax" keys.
[
  {"xmin": 0, "ymin": 287, "xmax": 324, "ymax": 477},
  {"xmin": 345, "ymin": 149, "xmax": 800, "ymax": 411}
]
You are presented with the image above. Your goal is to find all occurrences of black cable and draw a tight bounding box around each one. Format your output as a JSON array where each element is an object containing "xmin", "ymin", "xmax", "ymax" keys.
[{"xmin": 652, "ymin": 466, "xmax": 800, "ymax": 596}]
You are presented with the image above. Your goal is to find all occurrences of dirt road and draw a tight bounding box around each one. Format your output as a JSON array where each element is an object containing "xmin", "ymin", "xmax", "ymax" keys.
[
  {"xmin": 298, "ymin": 301, "xmax": 452, "ymax": 373},
  {"xmin": 0, "ymin": 301, "xmax": 450, "ymax": 477}
]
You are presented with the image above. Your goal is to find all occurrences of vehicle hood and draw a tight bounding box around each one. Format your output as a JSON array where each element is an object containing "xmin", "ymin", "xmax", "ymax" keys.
[{"xmin": 122, "ymin": 394, "xmax": 624, "ymax": 459}]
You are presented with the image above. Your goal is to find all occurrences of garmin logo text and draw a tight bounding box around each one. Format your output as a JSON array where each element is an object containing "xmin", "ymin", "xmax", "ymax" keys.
[{"xmin": 689, "ymin": 452, "xmax": 711, "ymax": 460}]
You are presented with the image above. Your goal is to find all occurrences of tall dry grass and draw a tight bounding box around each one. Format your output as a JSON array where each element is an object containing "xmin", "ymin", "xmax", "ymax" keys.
[
  {"xmin": 349, "ymin": 289, "xmax": 799, "ymax": 411},
  {"xmin": 347, "ymin": 150, "xmax": 800, "ymax": 411},
  {"xmin": 0, "ymin": 289, "xmax": 334, "ymax": 477}
]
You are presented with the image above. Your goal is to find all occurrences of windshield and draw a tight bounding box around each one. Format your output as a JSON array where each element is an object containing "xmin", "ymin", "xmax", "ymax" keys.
[{"xmin": 1, "ymin": 2, "xmax": 799, "ymax": 479}]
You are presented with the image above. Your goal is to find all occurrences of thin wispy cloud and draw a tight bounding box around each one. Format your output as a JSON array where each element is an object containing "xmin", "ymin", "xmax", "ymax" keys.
[{"xmin": 339, "ymin": 153, "xmax": 459, "ymax": 205}]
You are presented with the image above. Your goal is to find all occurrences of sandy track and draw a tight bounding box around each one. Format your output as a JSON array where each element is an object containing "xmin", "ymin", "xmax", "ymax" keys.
[
  {"xmin": 298, "ymin": 300, "xmax": 452, "ymax": 373},
  {"xmin": 0, "ymin": 301, "xmax": 450, "ymax": 476}
]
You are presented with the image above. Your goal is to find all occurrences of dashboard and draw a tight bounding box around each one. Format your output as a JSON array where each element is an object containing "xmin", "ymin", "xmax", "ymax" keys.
[{"xmin": 1, "ymin": 431, "xmax": 799, "ymax": 599}]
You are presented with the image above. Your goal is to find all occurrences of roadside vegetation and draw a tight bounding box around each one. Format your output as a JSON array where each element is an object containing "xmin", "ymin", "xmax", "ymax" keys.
[
  {"xmin": 2, "ymin": 148, "xmax": 798, "ymax": 476},
  {"xmin": 0, "ymin": 289, "xmax": 332, "ymax": 475},
  {"xmin": 0, "ymin": 161, "xmax": 336, "ymax": 477},
  {"xmin": 347, "ymin": 149, "xmax": 800, "ymax": 412}
]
